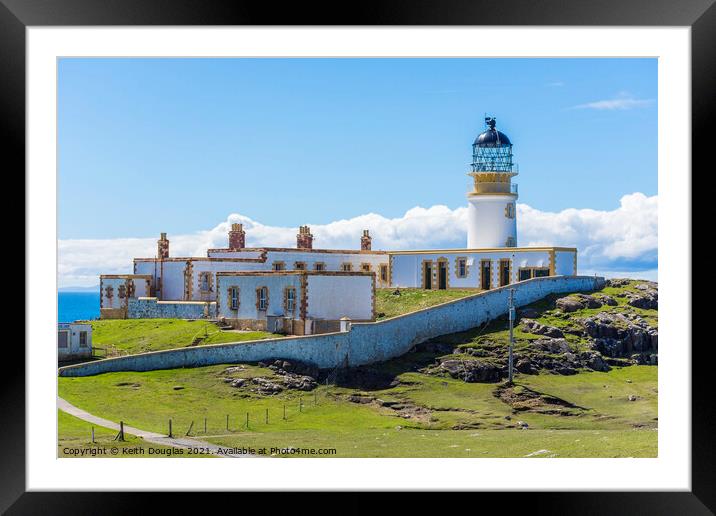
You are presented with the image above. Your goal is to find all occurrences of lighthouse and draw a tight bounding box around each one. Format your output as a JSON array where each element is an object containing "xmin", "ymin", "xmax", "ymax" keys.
[{"xmin": 466, "ymin": 116, "xmax": 518, "ymax": 248}]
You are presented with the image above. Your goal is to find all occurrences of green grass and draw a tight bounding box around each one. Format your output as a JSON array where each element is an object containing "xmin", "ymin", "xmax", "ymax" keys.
[
  {"xmin": 88, "ymin": 319, "xmax": 274, "ymax": 357},
  {"xmin": 375, "ymin": 288, "xmax": 476, "ymax": 320},
  {"xmin": 207, "ymin": 428, "xmax": 656, "ymax": 458},
  {"xmin": 58, "ymin": 364, "xmax": 657, "ymax": 457},
  {"xmin": 57, "ymin": 410, "xmax": 194, "ymax": 458}
]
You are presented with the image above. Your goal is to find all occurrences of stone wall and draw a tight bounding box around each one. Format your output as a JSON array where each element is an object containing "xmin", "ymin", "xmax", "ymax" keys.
[
  {"xmin": 127, "ymin": 297, "xmax": 216, "ymax": 319},
  {"xmin": 60, "ymin": 276, "xmax": 603, "ymax": 377}
]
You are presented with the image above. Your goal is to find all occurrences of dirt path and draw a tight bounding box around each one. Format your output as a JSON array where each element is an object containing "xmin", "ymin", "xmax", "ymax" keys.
[{"xmin": 58, "ymin": 397, "xmax": 255, "ymax": 458}]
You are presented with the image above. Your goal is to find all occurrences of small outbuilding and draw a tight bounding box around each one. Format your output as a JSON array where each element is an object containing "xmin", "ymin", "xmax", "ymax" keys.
[{"xmin": 58, "ymin": 322, "xmax": 92, "ymax": 361}]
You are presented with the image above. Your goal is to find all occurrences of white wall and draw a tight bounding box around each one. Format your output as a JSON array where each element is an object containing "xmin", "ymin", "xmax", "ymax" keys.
[
  {"xmin": 216, "ymin": 273, "xmax": 303, "ymax": 321},
  {"xmin": 306, "ymin": 274, "xmax": 374, "ymax": 321},
  {"xmin": 555, "ymin": 250, "xmax": 577, "ymax": 276},
  {"xmin": 467, "ymin": 195, "xmax": 517, "ymax": 248}
]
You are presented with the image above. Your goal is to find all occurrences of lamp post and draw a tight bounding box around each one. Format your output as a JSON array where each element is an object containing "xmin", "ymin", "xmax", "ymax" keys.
[{"xmin": 508, "ymin": 288, "xmax": 515, "ymax": 384}]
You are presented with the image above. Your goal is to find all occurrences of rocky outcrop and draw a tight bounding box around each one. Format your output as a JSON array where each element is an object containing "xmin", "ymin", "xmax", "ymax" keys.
[
  {"xmin": 521, "ymin": 319, "xmax": 565, "ymax": 338},
  {"xmin": 437, "ymin": 359, "xmax": 502, "ymax": 383},
  {"xmin": 581, "ymin": 312, "xmax": 658, "ymax": 357}
]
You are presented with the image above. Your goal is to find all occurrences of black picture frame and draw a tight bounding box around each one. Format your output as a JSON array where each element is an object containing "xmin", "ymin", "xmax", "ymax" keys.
[{"xmin": 4, "ymin": 0, "xmax": 710, "ymax": 512}]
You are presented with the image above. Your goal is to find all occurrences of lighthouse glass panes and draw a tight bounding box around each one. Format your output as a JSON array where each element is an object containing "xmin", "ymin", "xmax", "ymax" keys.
[{"xmin": 471, "ymin": 118, "xmax": 513, "ymax": 173}]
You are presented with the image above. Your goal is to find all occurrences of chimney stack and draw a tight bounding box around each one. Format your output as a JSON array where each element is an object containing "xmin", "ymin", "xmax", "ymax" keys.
[
  {"xmin": 297, "ymin": 225, "xmax": 314, "ymax": 249},
  {"xmin": 157, "ymin": 232, "xmax": 169, "ymax": 259},
  {"xmin": 361, "ymin": 229, "xmax": 372, "ymax": 251},
  {"xmin": 228, "ymin": 223, "xmax": 246, "ymax": 250}
]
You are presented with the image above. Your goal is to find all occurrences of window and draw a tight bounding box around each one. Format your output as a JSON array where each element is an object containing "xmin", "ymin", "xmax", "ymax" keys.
[
  {"xmin": 361, "ymin": 263, "xmax": 372, "ymax": 272},
  {"xmin": 519, "ymin": 268, "xmax": 532, "ymax": 281},
  {"xmin": 228, "ymin": 287, "xmax": 240, "ymax": 310},
  {"xmin": 380, "ymin": 264, "xmax": 388, "ymax": 282},
  {"xmin": 118, "ymin": 284, "xmax": 127, "ymax": 299},
  {"xmin": 505, "ymin": 203, "xmax": 515, "ymax": 219},
  {"xmin": 456, "ymin": 257, "xmax": 468, "ymax": 278},
  {"xmin": 257, "ymin": 286, "xmax": 268, "ymax": 311},
  {"xmin": 58, "ymin": 331, "xmax": 69, "ymax": 349},
  {"xmin": 79, "ymin": 331, "xmax": 88, "ymax": 348},
  {"xmin": 105, "ymin": 285, "xmax": 114, "ymax": 298},
  {"xmin": 285, "ymin": 287, "xmax": 296, "ymax": 312},
  {"xmin": 273, "ymin": 261, "xmax": 285, "ymax": 271},
  {"xmin": 534, "ymin": 268, "xmax": 550, "ymax": 278},
  {"xmin": 341, "ymin": 263, "xmax": 352, "ymax": 272},
  {"xmin": 294, "ymin": 261, "xmax": 306, "ymax": 270},
  {"xmin": 199, "ymin": 272, "xmax": 212, "ymax": 292},
  {"xmin": 505, "ymin": 237, "xmax": 516, "ymax": 247},
  {"xmin": 314, "ymin": 262, "xmax": 325, "ymax": 271}
]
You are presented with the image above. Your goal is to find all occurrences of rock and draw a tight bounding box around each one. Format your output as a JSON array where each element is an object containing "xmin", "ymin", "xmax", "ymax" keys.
[
  {"xmin": 555, "ymin": 296, "xmax": 585, "ymax": 313},
  {"xmin": 555, "ymin": 366, "xmax": 577, "ymax": 376},
  {"xmin": 519, "ymin": 308, "xmax": 540, "ymax": 319},
  {"xmin": 251, "ymin": 377, "xmax": 283, "ymax": 394},
  {"xmin": 173, "ymin": 386, "xmax": 184, "ymax": 390},
  {"xmin": 595, "ymin": 294, "xmax": 618, "ymax": 306},
  {"xmin": 575, "ymin": 294, "xmax": 602, "ymax": 309},
  {"xmin": 521, "ymin": 319, "xmax": 565, "ymax": 338},
  {"xmin": 517, "ymin": 421, "xmax": 529, "ymax": 428},
  {"xmin": 628, "ymin": 395, "xmax": 638, "ymax": 401},
  {"xmin": 515, "ymin": 358, "xmax": 537, "ymax": 375},
  {"xmin": 224, "ymin": 366, "xmax": 244, "ymax": 374},
  {"xmin": 438, "ymin": 359, "xmax": 502, "ymax": 383},
  {"xmin": 348, "ymin": 394, "xmax": 375, "ymax": 404},
  {"xmin": 282, "ymin": 373, "xmax": 318, "ymax": 391},
  {"xmin": 531, "ymin": 338, "xmax": 571, "ymax": 354},
  {"xmin": 230, "ymin": 378, "xmax": 247, "ymax": 388},
  {"xmin": 606, "ymin": 278, "xmax": 631, "ymax": 288},
  {"xmin": 579, "ymin": 351, "xmax": 611, "ymax": 372}
]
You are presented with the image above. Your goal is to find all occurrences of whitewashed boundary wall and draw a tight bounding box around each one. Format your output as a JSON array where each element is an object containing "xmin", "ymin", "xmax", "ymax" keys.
[{"xmin": 59, "ymin": 276, "xmax": 603, "ymax": 377}]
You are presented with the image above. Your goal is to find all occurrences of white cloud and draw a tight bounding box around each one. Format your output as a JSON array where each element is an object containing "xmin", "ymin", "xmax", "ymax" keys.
[
  {"xmin": 58, "ymin": 193, "xmax": 657, "ymax": 287},
  {"xmin": 572, "ymin": 91, "xmax": 654, "ymax": 110}
]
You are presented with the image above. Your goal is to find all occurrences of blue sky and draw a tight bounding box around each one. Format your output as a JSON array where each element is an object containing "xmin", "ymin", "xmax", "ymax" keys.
[{"xmin": 58, "ymin": 58, "xmax": 657, "ymax": 240}]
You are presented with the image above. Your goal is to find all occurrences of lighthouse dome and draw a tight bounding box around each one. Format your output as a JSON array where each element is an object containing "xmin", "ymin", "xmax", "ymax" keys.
[{"xmin": 474, "ymin": 128, "xmax": 511, "ymax": 147}]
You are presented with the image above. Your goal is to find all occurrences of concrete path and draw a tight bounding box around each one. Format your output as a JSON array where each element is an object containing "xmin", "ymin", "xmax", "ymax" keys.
[{"xmin": 58, "ymin": 397, "xmax": 255, "ymax": 458}]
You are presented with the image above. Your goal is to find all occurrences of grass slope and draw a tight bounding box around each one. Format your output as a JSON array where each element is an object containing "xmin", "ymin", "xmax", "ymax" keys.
[
  {"xmin": 88, "ymin": 319, "xmax": 273, "ymax": 357},
  {"xmin": 375, "ymin": 288, "xmax": 476, "ymax": 320},
  {"xmin": 58, "ymin": 364, "xmax": 657, "ymax": 457}
]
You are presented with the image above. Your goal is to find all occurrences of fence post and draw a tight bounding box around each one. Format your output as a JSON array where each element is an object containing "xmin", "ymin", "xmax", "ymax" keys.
[
  {"xmin": 283, "ymin": 405, "xmax": 286, "ymax": 420},
  {"xmin": 246, "ymin": 412, "xmax": 249, "ymax": 429},
  {"xmin": 226, "ymin": 414, "xmax": 229, "ymax": 431},
  {"xmin": 299, "ymin": 397, "xmax": 303, "ymax": 413},
  {"xmin": 168, "ymin": 418, "xmax": 173, "ymax": 438},
  {"xmin": 119, "ymin": 421, "xmax": 125, "ymax": 441},
  {"xmin": 91, "ymin": 427, "xmax": 95, "ymax": 443},
  {"xmin": 265, "ymin": 408, "xmax": 269, "ymax": 424},
  {"xmin": 204, "ymin": 417, "xmax": 207, "ymax": 434}
]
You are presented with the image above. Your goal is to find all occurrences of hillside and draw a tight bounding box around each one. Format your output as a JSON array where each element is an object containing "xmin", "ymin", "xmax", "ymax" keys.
[{"xmin": 58, "ymin": 279, "xmax": 658, "ymax": 458}]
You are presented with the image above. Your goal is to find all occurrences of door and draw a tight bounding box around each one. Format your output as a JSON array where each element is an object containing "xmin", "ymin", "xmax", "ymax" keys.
[
  {"xmin": 423, "ymin": 262, "xmax": 432, "ymax": 290},
  {"xmin": 438, "ymin": 261, "xmax": 448, "ymax": 290},
  {"xmin": 499, "ymin": 259, "xmax": 511, "ymax": 287},
  {"xmin": 480, "ymin": 260, "xmax": 491, "ymax": 290}
]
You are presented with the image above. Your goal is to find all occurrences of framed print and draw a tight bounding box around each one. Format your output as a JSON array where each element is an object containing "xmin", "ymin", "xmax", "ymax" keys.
[{"xmin": 4, "ymin": 0, "xmax": 713, "ymax": 512}]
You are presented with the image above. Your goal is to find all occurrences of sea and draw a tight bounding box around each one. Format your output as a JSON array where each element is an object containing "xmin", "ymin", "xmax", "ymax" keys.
[{"xmin": 58, "ymin": 292, "xmax": 100, "ymax": 323}]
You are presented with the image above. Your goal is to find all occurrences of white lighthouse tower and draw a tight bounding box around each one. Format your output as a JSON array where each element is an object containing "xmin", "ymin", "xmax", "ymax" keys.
[{"xmin": 466, "ymin": 116, "xmax": 518, "ymax": 248}]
